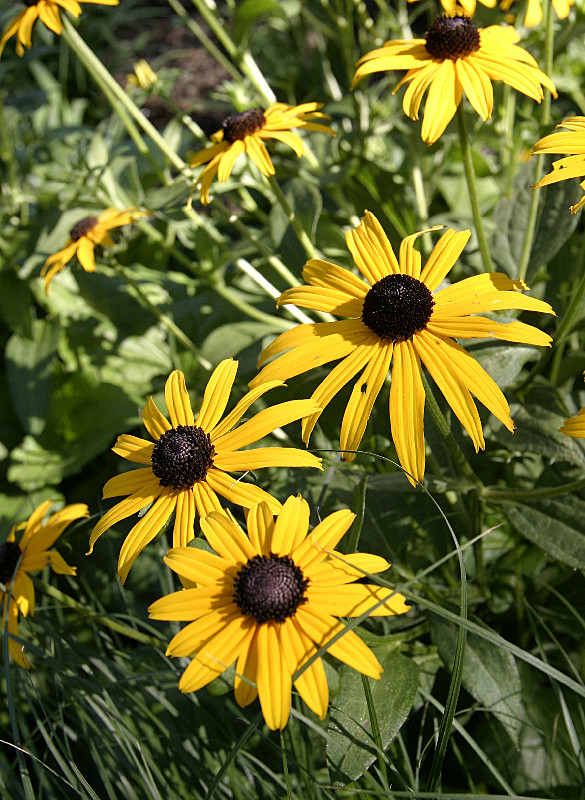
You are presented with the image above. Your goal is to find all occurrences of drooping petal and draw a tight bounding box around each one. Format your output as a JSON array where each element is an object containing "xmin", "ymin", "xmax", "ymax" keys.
[
  {"xmin": 305, "ymin": 553, "xmax": 390, "ymax": 584},
  {"xmin": 111, "ymin": 435, "xmax": 153, "ymax": 465},
  {"xmin": 142, "ymin": 397, "xmax": 171, "ymax": 440},
  {"xmin": 245, "ymin": 135, "xmax": 275, "ymax": 176},
  {"xmin": 195, "ymin": 359, "xmax": 238, "ymax": 433},
  {"xmin": 245, "ymin": 502, "xmax": 274, "ymax": 556},
  {"xmin": 87, "ymin": 475, "xmax": 162, "ymax": 553},
  {"xmin": 118, "ymin": 490, "xmax": 177, "ymax": 583},
  {"xmin": 421, "ymin": 60, "xmax": 461, "ymax": 144},
  {"xmin": 234, "ymin": 629, "xmax": 260, "ymax": 707},
  {"xmin": 256, "ymin": 623, "xmax": 293, "ymax": 730},
  {"xmin": 205, "ymin": 469, "xmax": 282, "ymax": 513},
  {"xmin": 302, "ymin": 259, "xmax": 369, "ymax": 299},
  {"xmin": 148, "ymin": 586, "xmax": 233, "ymax": 622},
  {"xmin": 389, "ymin": 340, "xmax": 426, "ymax": 486},
  {"xmin": 282, "ymin": 618, "xmax": 329, "ymax": 720},
  {"xmin": 214, "ymin": 399, "xmax": 320, "ymax": 453},
  {"xmin": 173, "ymin": 489, "xmax": 197, "ymax": 548},
  {"xmin": 216, "ymin": 140, "xmax": 246, "ymax": 182},
  {"xmin": 307, "ymin": 584, "xmax": 410, "ymax": 617},
  {"xmin": 102, "ymin": 469, "xmax": 155, "ymax": 499},
  {"xmin": 167, "ymin": 606, "xmax": 241, "ymax": 657}
]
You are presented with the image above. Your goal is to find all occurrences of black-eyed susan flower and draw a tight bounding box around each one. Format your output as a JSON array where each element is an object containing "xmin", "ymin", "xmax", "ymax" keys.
[
  {"xmin": 127, "ymin": 58, "xmax": 158, "ymax": 90},
  {"xmin": 560, "ymin": 408, "xmax": 585, "ymax": 438},
  {"xmin": 89, "ymin": 361, "xmax": 323, "ymax": 583},
  {"xmin": 352, "ymin": 13, "xmax": 556, "ymax": 145},
  {"xmin": 149, "ymin": 495, "xmax": 409, "ymax": 730},
  {"xmin": 41, "ymin": 207, "xmax": 147, "ymax": 293},
  {"xmin": 0, "ymin": 0, "xmax": 119, "ymax": 58},
  {"xmin": 250, "ymin": 211, "xmax": 555, "ymax": 486},
  {"xmin": 532, "ymin": 117, "xmax": 585, "ymax": 214},
  {"xmin": 189, "ymin": 102, "xmax": 335, "ymax": 205},
  {"xmin": 500, "ymin": 0, "xmax": 573, "ymax": 27},
  {"xmin": 1, "ymin": 500, "xmax": 88, "ymax": 667}
]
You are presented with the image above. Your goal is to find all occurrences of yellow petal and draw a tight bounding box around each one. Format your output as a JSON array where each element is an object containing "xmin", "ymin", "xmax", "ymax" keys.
[
  {"xmin": 256, "ymin": 623, "xmax": 292, "ymax": 730},
  {"xmin": 271, "ymin": 495, "xmax": 310, "ymax": 555},
  {"xmin": 389, "ymin": 340, "xmax": 426, "ymax": 486},
  {"xmin": 118, "ymin": 490, "xmax": 177, "ymax": 583},
  {"xmin": 165, "ymin": 370, "xmax": 194, "ymax": 428}
]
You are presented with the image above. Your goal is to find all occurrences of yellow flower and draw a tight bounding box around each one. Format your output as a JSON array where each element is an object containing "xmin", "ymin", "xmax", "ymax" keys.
[
  {"xmin": 189, "ymin": 102, "xmax": 335, "ymax": 205},
  {"xmin": 127, "ymin": 59, "xmax": 158, "ymax": 90},
  {"xmin": 88, "ymin": 361, "xmax": 323, "ymax": 583},
  {"xmin": 149, "ymin": 495, "xmax": 409, "ymax": 730},
  {"xmin": 500, "ymin": 0, "xmax": 573, "ymax": 27},
  {"xmin": 409, "ymin": 0, "xmax": 497, "ymax": 16},
  {"xmin": 532, "ymin": 117, "xmax": 585, "ymax": 214},
  {"xmin": 560, "ymin": 408, "xmax": 585, "ymax": 438},
  {"xmin": 0, "ymin": 0, "xmax": 119, "ymax": 58},
  {"xmin": 1, "ymin": 500, "xmax": 88, "ymax": 667},
  {"xmin": 41, "ymin": 207, "xmax": 147, "ymax": 293},
  {"xmin": 352, "ymin": 13, "xmax": 556, "ymax": 145},
  {"xmin": 250, "ymin": 211, "xmax": 555, "ymax": 486}
]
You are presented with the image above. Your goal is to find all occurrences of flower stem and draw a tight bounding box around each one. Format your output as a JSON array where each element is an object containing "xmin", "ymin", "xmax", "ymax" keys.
[
  {"xmin": 422, "ymin": 371, "xmax": 484, "ymax": 491},
  {"xmin": 517, "ymin": 2, "xmax": 555, "ymax": 283},
  {"xmin": 267, "ymin": 175, "xmax": 320, "ymax": 261},
  {"xmin": 483, "ymin": 476, "xmax": 585, "ymax": 503},
  {"xmin": 187, "ymin": 0, "xmax": 275, "ymax": 105},
  {"xmin": 212, "ymin": 279, "xmax": 293, "ymax": 330},
  {"xmin": 361, "ymin": 674, "xmax": 390, "ymax": 788},
  {"xmin": 456, "ymin": 104, "xmax": 494, "ymax": 273},
  {"xmin": 116, "ymin": 264, "xmax": 212, "ymax": 370}
]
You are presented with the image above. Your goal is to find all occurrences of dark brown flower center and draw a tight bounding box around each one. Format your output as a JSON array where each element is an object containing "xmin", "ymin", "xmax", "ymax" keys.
[
  {"xmin": 233, "ymin": 553, "xmax": 308, "ymax": 624},
  {"xmin": 0, "ymin": 542, "xmax": 21, "ymax": 586},
  {"xmin": 150, "ymin": 425, "xmax": 215, "ymax": 490},
  {"xmin": 221, "ymin": 109, "xmax": 266, "ymax": 144},
  {"xmin": 361, "ymin": 273, "xmax": 435, "ymax": 342},
  {"xmin": 70, "ymin": 216, "xmax": 99, "ymax": 242},
  {"xmin": 23, "ymin": 1, "xmax": 40, "ymax": 6},
  {"xmin": 425, "ymin": 14, "xmax": 480, "ymax": 60}
]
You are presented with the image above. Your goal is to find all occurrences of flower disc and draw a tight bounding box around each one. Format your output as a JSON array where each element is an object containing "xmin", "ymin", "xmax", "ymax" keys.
[
  {"xmin": 0, "ymin": 542, "xmax": 21, "ymax": 585},
  {"xmin": 234, "ymin": 553, "xmax": 309, "ymax": 624},
  {"xmin": 150, "ymin": 425, "xmax": 215, "ymax": 489},
  {"xmin": 222, "ymin": 109, "xmax": 267, "ymax": 143},
  {"xmin": 361, "ymin": 273, "xmax": 435, "ymax": 341},
  {"xmin": 70, "ymin": 216, "xmax": 99, "ymax": 242},
  {"xmin": 425, "ymin": 14, "xmax": 480, "ymax": 60}
]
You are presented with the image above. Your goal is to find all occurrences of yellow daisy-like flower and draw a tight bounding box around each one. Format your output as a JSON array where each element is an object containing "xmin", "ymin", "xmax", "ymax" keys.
[
  {"xmin": 250, "ymin": 211, "xmax": 555, "ymax": 486},
  {"xmin": 40, "ymin": 207, "xmax": 147, "ymax": 293},
  {"xmin": 88, "ymin": 361, "xmax": 323, "ymax": 583},
  {"xmin": 500, "ymin": 0, "xmax": 573, "ymax": 28},
  {"xmin": 149, "ymin": 495, "xmax": 409, "ymax": 730},
  {"xmin": 409, "ymin": 0, "xmax": 497, "ymax": 17},
  {"xmin": 352, "ymin": 13, "xmax": 556, "ymax": 145},
  {"xmin": 189, "ymin": 102, "xmax": 335, "ymax": 205},
  {"xmin": 127, "ymin": 59, "xmax": 158, "ymax": 90},
  {"xmin": 0, "ymin": 0, "xmax": 119, "ymax": 58},
  {"xmin": 560, "ymin": 408, "xmax": 585, "ymax": 438},
  {"xmin": 1, "ymin": 500, "xmax": 88, "ymax": 668},
  {"xmin": 532, "ymin": 117, "xmax": 585, "ymax": 214}
]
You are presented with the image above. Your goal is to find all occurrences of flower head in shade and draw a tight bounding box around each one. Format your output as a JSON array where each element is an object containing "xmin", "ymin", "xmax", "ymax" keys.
[
  {"xmin": 250, "ymin": 211, "xmax": 555, "ymax": 486},
  {"xmin": 0, "ymin": 0, "xmax": 119, "ymax": 58},
  {"xmin": 1, "ymin": 500, "xmax": 88, "ymax": 667},
  {"xmin": 41, "ymin": 207, "xmax": 147, "ymax": 293},
  {"xmin": 189, "ymin": 102, "xmax": 335, "ymax": 205},
  {"xmin": 532, "ymin": 117, "xmax": 585, "ymax": 214},
  {"xmin": 88, "ymin": 361, "xmax": 322, "ymax": 583},
  {"xmin": 352, "ymin": 14, "xmax": 556, "ymax": 145},
  {"xmin": 500, "ymin": 0, "xmax": 573, "ymax": 28},
  {"xmin": 149, "ymin": 495, "xmax": 409, "ymax": 730}
]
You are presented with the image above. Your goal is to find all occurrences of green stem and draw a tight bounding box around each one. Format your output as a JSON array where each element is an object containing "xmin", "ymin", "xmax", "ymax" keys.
[
  {"xmin": 280, "ymin": 731, "xmax": 293, "ymax": 800},
  {"xmin": 62, "ymin": 18, "xmax": 190, "ymax": 176},
  {"xmin": 0, "ymin": 92, "xmax": 16, "ymax": 192},
  {"xmin": 40, "ymin": 583, "xmax": 163, "ymax": 647},
  {"xmin": 517, "ymin": 2, "xmax": 555, "ymax": 283},
  {"xmin": 483, "ymin": 475, "xmax": 585, "ymax": 503},
  {"xmin": 422, "ymin": 372, "xmax": 484, "ymax": 491},
  {"xmin": 187, "ymin": 0, "xmax": 275, "ymax": 104},
  {"xmin": 213, "ymin": 280, "xmax": 292, "ymax": 330},
  {"xmin": 456, "ymin": 104, "xmax": 494, "ymax": 273},
  {"xmin": 267, "ymin": 175, "xmax": 320, "ymax": 260},
  {"xmin": 117, "ymin": 265, "xmax": 212, "ymax": 370},
  {"xmin": 361, "ymin": 675, "xmax": 389, "ymax": 788}
]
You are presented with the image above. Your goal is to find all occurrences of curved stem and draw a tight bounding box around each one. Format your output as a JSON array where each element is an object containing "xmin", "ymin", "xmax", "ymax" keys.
[
  {"xmin": 456, "ymin": 105, "xmax": 494, "ymax": 273},
  {"xmin": 422, "ymin": 371, "xmax": 485, "ymax": 491},
  {"xmin": 213, "ymin": 280, "xmax": 293, "ymax": 330},
  {"xmin": 267, "ymin": 175, "xmax": 320, "ymax": 260}
]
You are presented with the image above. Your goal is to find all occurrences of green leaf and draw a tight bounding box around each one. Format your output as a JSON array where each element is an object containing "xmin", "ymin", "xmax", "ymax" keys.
[
  {"xmin": 506, "ymin": 403, "xmax": 585, "ymax": 468},
  {"xmin": 502, "ymin": 498, "xmax": 585, "ymax": 569},
  {"xmin": 470, "ymin": 343, "xmax": 540, "ymax": 390},
  {"xmin": 429, "ymin": 615, "xmax": 522, "ymax": 746},
  {"xmin": 5, "ymin": 318, "xmax": 60, "ymax": 436},
  {"xmin": 233, "ymin": 0, "xmax": 282, "ymax": 44},
  {"xmin": 327, "ymin": 648, "xmax": 418, "ymax": 783}
]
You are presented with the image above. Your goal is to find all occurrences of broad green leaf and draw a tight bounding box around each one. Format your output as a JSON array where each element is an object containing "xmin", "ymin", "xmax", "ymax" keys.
[
  {"xmin": 505, "ymin": 403, "xmax": 585, "ymax": 468},
  {"xmin": 0, "ymin": 272, "xmax": 33, "ymax": 338},
  {"xmin": 5, "ymin": 318, "xmax": 60, "ymax": 436},
  {"xmin": 502, "ymin": 498, "xmax": 585, "ymax": 569},
  {"xmin": 429, "ymin": 615, "xmax": 521, "ymax": 746},
  {"xmin": 470, "ymin": 344, "xmax": 540, "ymax": 390},
  {"xmin": 8, "ymin": 436, "xmax": 69, "ymax": 489},
  {"xmin": 233, "ymin": 0, "xmax": 282, "ymax": 43},
  {"xmin": 327, "ymin": 647, "xmax": 418, "ymax": 783}
]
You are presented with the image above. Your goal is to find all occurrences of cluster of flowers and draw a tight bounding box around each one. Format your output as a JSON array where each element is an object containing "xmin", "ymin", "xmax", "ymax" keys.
[{"xmin": 2, "ymin": 0, "xmax": 585, "ymax": 732}]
